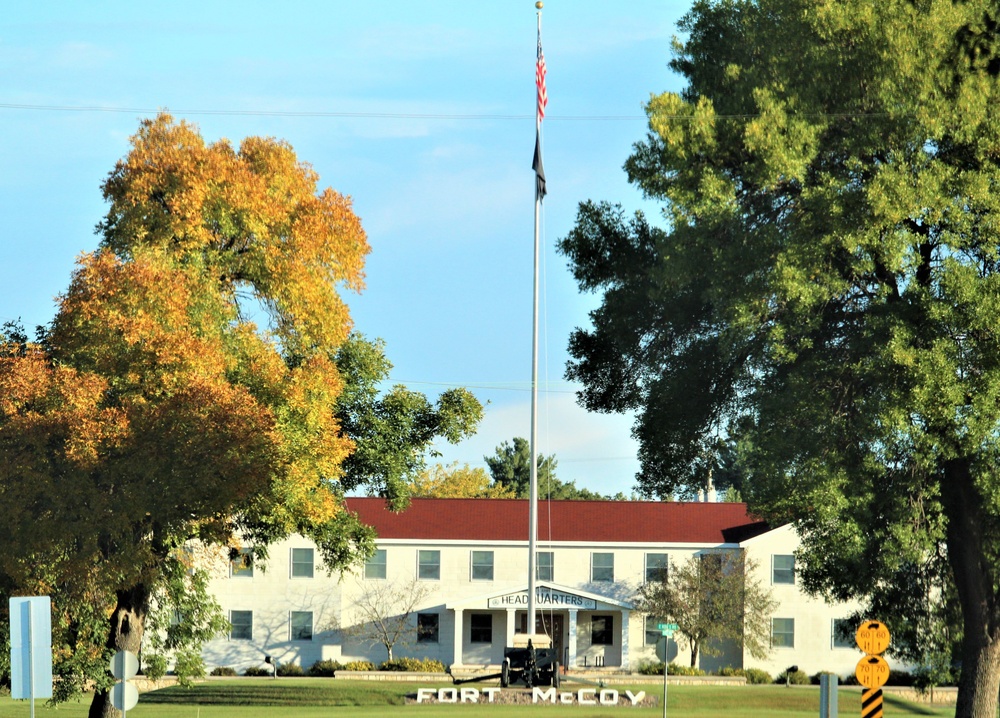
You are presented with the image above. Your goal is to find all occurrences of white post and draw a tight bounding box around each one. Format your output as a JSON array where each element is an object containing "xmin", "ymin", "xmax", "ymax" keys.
[
  {"xmin": 620, "ymin": 612, "xmax": 630, "ymax": 670},
  {"xmin": 452, "ymin": 609, "xmax": 464, "ymax": 669},
  {"xmin": 567, "ymin": 610, "xmax": 578, "ymax": 667}
]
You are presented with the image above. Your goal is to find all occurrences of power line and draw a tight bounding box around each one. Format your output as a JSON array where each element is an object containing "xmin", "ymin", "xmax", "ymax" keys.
[
  {"xmin": 392, "ymin": 379, "xmax": 578, "ymax": 394},
  {"xmin": 0, "ymin": 102, "xmax": 644, "ymax": 121},
  {"xmin": 0, "ymin": 102, "xmax": 896, "ymax": 122}
]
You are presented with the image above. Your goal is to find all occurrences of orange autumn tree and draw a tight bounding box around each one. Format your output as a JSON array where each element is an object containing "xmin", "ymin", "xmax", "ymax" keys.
[{"xmin": 0, "ymin": 114, "xmax": 461, "ymax": 717}]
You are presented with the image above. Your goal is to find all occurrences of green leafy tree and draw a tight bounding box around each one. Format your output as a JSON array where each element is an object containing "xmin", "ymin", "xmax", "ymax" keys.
[
  {"xmin": 410, "ymin": 463, "xmax": 514, "ymax": 498},
  {"xmin": 0, "ymin": 114, "xmax": 478, "ymax": 717},
  {"xmin": 483, "ymin": 437, "xmax": 608, "ymax": 500},
  {"xmin": 484, "ymin": 437, "xmax": 557, "ymax": 497},
  {"xmin": 335, "ymin": 333, "xmax": 482, "ymax": 509},
  {"xmin": 634, "ymin": 552, "xmax": 775, "ymax": 668},
  {"xmin": 140, "ymin": 550, "xmax": 230, "ymax": 688},
  {"xmin": 558, "ymin": 2, "xmax": 1000, "ymax": 715}
]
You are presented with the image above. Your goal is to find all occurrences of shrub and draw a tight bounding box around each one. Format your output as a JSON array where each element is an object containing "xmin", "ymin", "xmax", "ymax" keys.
[
  {"xmin": 276, "ymin": 662, "xmax": 305, "ymax": 677},
  {"xmin": 811, "ymin": 671, "xmax": 837, "ymax": 685},
  {"xmin": 637, "ymin": 662, "xmax": 706, "ymax": 676},
  {"xmin": 717, "ymin": 667, "xmax": 743, "ymax": 677},
  {"xmin": 309, "ymin": 659, "xmax": 343, "ymax": 677},
  {"xmin": 743, "ymin": 668, "xmax": 773, "ymax": 685},
  {"xmin": 243, "ymin": 666, "xmax": 271, "ymax": 677},
  {"xmin": 379, "ymin": 657, "xmax": 446, "ymax": 672},
  {"xmin": 341, "ymin": 660, "xmax": 376, "ymax": 672},
  {"xmin": 887, "ymin": 669, "xmax": 915, "ymax": 686},
  {"xmin": 667, "ymin": 662, "xmax": 706, "ymax": 676},
  {"xmin": 210, "ymin": 666, "xmax": 237, "ymax": 677},
  {"xmin": 775, "ymin": 667, "xmax": 809, "ymax": 685}
]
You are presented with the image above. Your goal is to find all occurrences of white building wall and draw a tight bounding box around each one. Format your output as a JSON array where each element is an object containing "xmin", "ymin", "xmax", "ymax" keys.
[
  {"xmin": 741, "ymin": 525, "xmax": 867, "ymax": 678},
  {"xmin": 200, "ymin": 519, "xmax": 887, "ymax": 679}
]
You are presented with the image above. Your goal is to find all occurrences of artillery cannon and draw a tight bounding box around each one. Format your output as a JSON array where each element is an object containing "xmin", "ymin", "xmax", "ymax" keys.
[{"xmin": 452, "ymin": 633, "xmax": 560, "ymax": 689}]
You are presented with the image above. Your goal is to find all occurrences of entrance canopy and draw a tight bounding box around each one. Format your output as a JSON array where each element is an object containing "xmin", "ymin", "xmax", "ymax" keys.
[{"xmin": 446, "ymin": 581, "xmax": 633, "ymax": 612}]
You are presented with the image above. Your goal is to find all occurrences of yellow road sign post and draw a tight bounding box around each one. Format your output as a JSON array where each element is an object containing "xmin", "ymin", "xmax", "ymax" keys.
[{"xmin": 855, "ymin": 621, "xmax": 890, "ymax": 718}]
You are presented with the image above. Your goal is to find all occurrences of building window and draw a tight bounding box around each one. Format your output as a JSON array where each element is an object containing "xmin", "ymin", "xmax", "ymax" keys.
[
  {"xmin": 772, "ymin": 618, "xmax": 794, "ymax": 648},
  {"xmin": 231, "ymin": 548, "xmax": 253, "ymax": 578},
  {"xmin": 645, "ymin": 553, "xmax": 668, "ymax": 583},
  {"xmin": 644, "ymin": 615, "xmax": 666, "ymax": 645},
  {"xmin": 418, "ymin": 613, "xmax": 440, "ymax": 643},
  {"xmin": 832, "ymin": 619, "xmax": 855, "ymax": 649},
  {"xmin": 772, "ymin": 555, "xmax": 795, "ymax": 584},
  {"xmin": 230, "ymin": 610, "xmax": 252, "ymax": 640},
  {"xmin": 418, "ymin": 550, "xmax": 440, "ymax": 580},
  {"xmin": 536, "ymin": 551, "xmax": 554, "ymax": 582},
  {"xmin": 365, "ymin": 549, "xmax": 387, "ymax": 579},
  {"xmin": 591, "ymin": 615, "xmax": 613, "ymax": 645},
  {"xmin": 291, "ymin": 611, "xmax": 313, "ymax": 641},
  {"xmin": 471, "ymin": 550, "xmax": 494, "ymax": 581},
  {"xmin": 291, "ymin": 548, "xmax": 314, "ymax": 578},
  {"xmin": 470, "ymin": 614, "xmax": 492, "ymax": 643},
  {"xmin": 591, "ymin": 553, "xmax": 614, "ymax": 582}
]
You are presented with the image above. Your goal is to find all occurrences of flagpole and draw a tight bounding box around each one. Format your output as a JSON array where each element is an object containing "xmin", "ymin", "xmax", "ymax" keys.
[{"xmin": 528, "ymin": 0, "xmax": 544, "ymax": 640}]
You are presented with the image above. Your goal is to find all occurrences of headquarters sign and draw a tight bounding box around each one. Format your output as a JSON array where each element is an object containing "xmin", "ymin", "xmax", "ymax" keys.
[{"xmin": 488, "ymin": 588, "xmax": 596, "ymax": 610}]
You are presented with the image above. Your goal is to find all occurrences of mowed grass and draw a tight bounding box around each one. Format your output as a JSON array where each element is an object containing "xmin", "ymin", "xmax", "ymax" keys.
[{"xmin": 0, "ymin": 680, "xmax": 962, "ymax": 718}]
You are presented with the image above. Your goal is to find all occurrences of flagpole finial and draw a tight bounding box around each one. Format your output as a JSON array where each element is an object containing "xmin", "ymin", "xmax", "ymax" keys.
[{"xmin": 535, "ymin": 2, "xmax": 543, "ymax": 8}]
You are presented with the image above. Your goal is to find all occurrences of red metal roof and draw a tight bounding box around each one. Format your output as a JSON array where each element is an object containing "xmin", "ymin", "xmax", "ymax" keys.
[{"xmin": 344, "ymin": 497, "xmax": 769, "ymax": 545}]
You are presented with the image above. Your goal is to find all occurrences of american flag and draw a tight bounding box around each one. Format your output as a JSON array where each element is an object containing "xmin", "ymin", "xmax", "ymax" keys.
[{"xmin": 536, "ymin": 34, "xmax": 547, "ymax": 122}]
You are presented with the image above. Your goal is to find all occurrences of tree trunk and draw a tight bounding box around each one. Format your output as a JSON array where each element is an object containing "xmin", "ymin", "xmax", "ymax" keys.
[
  {"xmin": 941, "ymin": 458, "xmax": 1000, "ymax": 718},
  {"xmin": 689, "ymin": 640, "xmax": 698, "ymax": 668},
  {"xmin": 88, "ymin": 583, "xmax": 150, "ymax": 718}
]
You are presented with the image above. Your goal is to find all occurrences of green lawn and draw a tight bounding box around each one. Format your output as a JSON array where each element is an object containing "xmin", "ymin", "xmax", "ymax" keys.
[{"xmin": 0, "ymin": 681, "xmax": 961, "ymax": 718}]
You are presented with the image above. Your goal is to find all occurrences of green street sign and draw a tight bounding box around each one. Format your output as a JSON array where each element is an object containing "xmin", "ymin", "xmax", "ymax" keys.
[{"xmin": 658, "ymin": 622, "xmax": 679, "ymax": 631}]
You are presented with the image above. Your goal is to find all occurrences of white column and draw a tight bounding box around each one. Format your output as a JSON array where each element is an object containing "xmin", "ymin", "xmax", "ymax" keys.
[
  {"xmin": 452, "ymin": 609, "xmax": 464, "ymax": 668},
  {"xmin": 567, "ymin": 610, "xmax": 578, "ymax": 668},
  {"xmin": 620, "ymin": 611, "xmax": 630, "ymax": 670},
  {"xmin": 506, "ymin": 609, "xmax": 516, "ymax": 648}
]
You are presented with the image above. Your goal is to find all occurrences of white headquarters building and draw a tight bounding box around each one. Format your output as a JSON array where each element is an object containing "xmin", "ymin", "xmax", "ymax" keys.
[{"xmin": 201, "ymin": 498, "xmax": 867, "ymax": 677}]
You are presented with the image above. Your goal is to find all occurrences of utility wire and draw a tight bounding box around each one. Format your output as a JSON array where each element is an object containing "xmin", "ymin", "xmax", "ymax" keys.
[{"xmin": 0, "ymin": 102, "xmax": 897, "ymax": 122}]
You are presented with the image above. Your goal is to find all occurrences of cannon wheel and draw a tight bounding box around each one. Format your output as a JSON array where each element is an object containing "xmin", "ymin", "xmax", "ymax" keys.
[
  {"xmin": 552, "ymin": 661, "xmax": 561, "ymax": 689},
  {"xmin": 501, "ymin": 658, "xmax": 510, "ymax": 688}
]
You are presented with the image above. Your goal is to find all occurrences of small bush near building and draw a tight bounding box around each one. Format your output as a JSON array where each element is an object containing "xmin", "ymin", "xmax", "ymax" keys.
[
  {"xmin": 888, "ymin": 669, "xmax": 915, "ymax": 686},
  {"xmin": 743, "ymin": 668, "xmax": 773, "ymax": 685},
  {"xmin": 276, "ymin": 663, "xmax": 305, "ymax": 677},
  {"xmin": 378, "ymin": 657, "xmax": 446, "ymax": 672},
  {"xmin": 775, "ymin": 667, "xmax": 810, "ymax": 685},
  {"xmin": 309, "ymin": 659, "xmax": 343, "ymax": 677},
  {"xmin": 243, "ymin": 666, "xmax": 271, "ymax": 677},
  {"xmin": 714, "ymin": 667, "xmax": 773, "ymax": 684},
  {"xmin": 810, "ymin": 671, "xmax": 837, "ymax": 685},
  {"xmin": 342, "ymin": 660, "xmax": 376, "ymax": 672},
  {"xmin": 210, "ymin": 666, "xmax": 238, "ymax": 677},
  {"xmin": 636, "ymin": 662, "xmax": 707, "ymax": 676}
]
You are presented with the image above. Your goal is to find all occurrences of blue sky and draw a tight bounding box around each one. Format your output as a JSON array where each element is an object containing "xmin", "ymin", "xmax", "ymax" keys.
[{"xmin": 1, "ymin": 1, "xmax": 690, "ymax": 497}]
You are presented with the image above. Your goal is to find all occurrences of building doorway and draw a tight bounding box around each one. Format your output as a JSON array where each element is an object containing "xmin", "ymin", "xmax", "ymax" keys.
[{"xmin": 516, "ymin": 611, "xmax": 565, "ymax": 667}]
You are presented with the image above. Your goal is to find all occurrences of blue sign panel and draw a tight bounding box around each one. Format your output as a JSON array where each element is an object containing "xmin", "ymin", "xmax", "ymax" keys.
[{"xmin": 9, "ymin": 596, "xmax": 53, "ymax": 700}]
